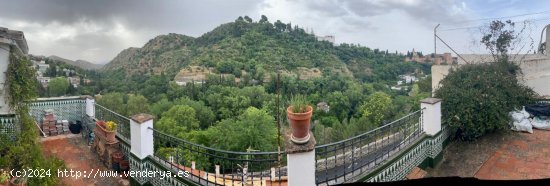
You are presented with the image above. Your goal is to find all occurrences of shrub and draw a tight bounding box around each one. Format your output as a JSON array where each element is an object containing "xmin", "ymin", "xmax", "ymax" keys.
[{"xmin": 435, "ymin": 61, "xmax": 537, "ymax": 140}]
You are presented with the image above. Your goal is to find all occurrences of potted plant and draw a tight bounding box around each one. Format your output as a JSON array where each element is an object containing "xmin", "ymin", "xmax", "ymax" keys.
[
  {"xmin": 287, "ymin": 94, "xmax": 313, "ymax": 144},
  {"xmin": 96, "ymin": 120, "xmax": 117, "ymax": 143},
  {"xmin": 104, "ymin": 121, "xmax": 117, "ymax": 143},
  {"xmin": 119, "ymin": 160, "xmax": 129, "ymax": 179},
  {"xmin": 111, "ymin": 151, "xmax": 124, "ymax": 172},
  {"xmin": 0, "ymin": 169, "xmax": 9, "ymax": 186}
]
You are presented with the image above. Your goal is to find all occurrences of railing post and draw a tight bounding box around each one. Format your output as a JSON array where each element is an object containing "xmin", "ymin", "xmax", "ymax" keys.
[
  {"xmin": 420, "ymin": 98, "xmax": 442, "ymax": 136},
  {"xmin": 270, "ymin": 167, "xmax": 276, "ymax": 181},
  {"xmin": 82, "ymin": 95, "xmax": 95, "ymax": 118},
  {"xmin": 215, "ymin": 164, "xmax": 220, "ymax": 177},
  {"xmin": 130, "ymin": 113, "xmax": 154, "ymax": 159},
  {"xmin": 286, "ymin": 131, "xmax": 316, "ymax": 186}
]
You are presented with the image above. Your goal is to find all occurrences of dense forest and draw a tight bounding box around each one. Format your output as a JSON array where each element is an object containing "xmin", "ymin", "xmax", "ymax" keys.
[{"xmin": 44, "ymin": 15, "xmax": 433, "ymax": 151}]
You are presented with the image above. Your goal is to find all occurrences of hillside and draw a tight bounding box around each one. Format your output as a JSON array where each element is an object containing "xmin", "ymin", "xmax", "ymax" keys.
[
  {"xmin": 48, "ymin": 55, "xmax": 104, "ymax": 70},
  {"xmin": 103, "ymin": 16, "xmax": 427, "ymax": 83},
  {"xmin": 29, "ymin": 55, "xmax": 103, "ymax": 70},
  {"xmin": 102, "ymin": 33, "xmax": 195, "ymax": 75}
]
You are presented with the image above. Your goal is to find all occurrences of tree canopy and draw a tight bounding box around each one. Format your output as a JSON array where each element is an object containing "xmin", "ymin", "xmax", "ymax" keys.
[{"xmin": 48, "ymin": 77, "xmax": 69, "ymax": 97}]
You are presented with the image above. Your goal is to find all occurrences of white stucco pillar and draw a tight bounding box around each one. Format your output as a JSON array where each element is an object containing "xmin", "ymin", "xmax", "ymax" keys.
[
  {"xmin": 82, "ymin": 95, "xmax": 95, "ymax": 118},
  {"xmin": 0, "ymin": 42, "xmax": 11, "ymax": 114},
  {"xmin": 130, "ymin": 113, "xmax": 154, "ymax": 159},
  {"xmin": 286, "ymin": 131, "xmax": 316, "ymax": 186},
  {"xmin": 546, "ymin": 24, "xmax": 550, "ymax": 55},
  {"xmin": 270, "ymin": 167, "xmax": 276, "ymax": 181},
  {"xmin": 215, "ymin": 165, "xmax": 220, "ymax": 177},
  {"xmin": 420, "ymin": 98, "xmax": 442, "ymax": 136}
]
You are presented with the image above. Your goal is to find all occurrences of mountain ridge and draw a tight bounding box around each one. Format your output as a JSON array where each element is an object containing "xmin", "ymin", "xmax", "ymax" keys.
[
  {"xmin": 102, "ymin": 16, "xmax": 422, "ymax": 83},
  {"xmin": 28, "ymin": 54, "xmax": 104, "ymax": 70}
]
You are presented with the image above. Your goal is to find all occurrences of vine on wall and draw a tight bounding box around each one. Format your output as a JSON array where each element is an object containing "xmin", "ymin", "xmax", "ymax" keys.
[
  {"xmin": 5, "ymin": 45, "xmax": 37, "ymax": 111},
  {"xmin": 1, "ymin": 45, "xmax": 64, "ymax": 185}
]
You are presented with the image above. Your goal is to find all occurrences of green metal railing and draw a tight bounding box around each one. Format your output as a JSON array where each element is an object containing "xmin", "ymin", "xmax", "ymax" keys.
[{"xmin": 21, "ymin": 96, "xmax": 458, "ymax": 185}]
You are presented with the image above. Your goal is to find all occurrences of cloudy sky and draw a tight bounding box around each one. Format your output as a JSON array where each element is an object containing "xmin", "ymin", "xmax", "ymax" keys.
[{"xmin": 1, "ymin": 0, "xmax": 549, "ymax": 64}]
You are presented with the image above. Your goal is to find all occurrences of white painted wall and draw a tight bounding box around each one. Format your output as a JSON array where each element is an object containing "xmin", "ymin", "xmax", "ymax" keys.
[
  {"xmin": 85, "ymin": 97, "xmax": 95, "ymax": 118},
  {"xmin": 0, "ymin": 43, "xmax": 10, "ymax": 114},
  {"xmin": 421, "ymin": 99, "xmax": 442, "ymax": 136},
  {"xmin": 287, "ymin": 150, "xmax": 316, "ymax": 186},
  {"xmin": 130, "ymin": 117, "xmax": 154, "ymax": 159},
  {"xmin": 547, "ymin": 24, "xmax": 550, "ymax": 55}
]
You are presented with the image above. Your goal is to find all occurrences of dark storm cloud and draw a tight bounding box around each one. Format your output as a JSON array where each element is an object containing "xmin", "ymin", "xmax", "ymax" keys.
[
  {"xmin": 0, "ymin": 0, "xmax": 261, "ymax": 62},
  {"xmin": 0, "ymin": 0, "xmax": 260, "ymax": 35}
]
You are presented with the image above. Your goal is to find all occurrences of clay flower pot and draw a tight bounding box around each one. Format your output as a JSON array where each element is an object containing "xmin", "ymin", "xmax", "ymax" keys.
[
  {"xmin": 111, "ymin": 152, "xmax": 124, "ymax": 163},
  {"xmin": 95, "ymin": 120, "xmax": 107, "ymax": 136},
  {"xmin": 119, "ymin": 160, "xmax": 129, "ymax": 171},
  {"xmin": 96, "ymin": 120, "xmax": 117, "ymax": 143},
  {"xmin": 287, "ymin": 105, "xmax": 313, "ymax": 144},
  {"xmin": 104, "ymin": 131, "xmax": 116, "ymax": 143}
]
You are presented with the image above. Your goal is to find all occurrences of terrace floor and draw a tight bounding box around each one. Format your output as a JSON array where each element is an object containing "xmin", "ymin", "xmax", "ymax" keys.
[
  {"xmin": 40, "ymin": 134, "xmax": 128, "ymax": 186},
  {"xmin": 474, "ymin": 129, "xmax": 550, "ymax": 179},
  {"xmin": 426, "ymin": 129, "xmax": 550, "ymax": 180}
]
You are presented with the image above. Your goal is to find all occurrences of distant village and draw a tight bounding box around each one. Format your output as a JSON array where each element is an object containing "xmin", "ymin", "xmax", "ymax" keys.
[
  {"xmin": 32, "ymin": 59, "xmax": 91, "ymax": 89},
  {"xmin": 404, "ymin": 48, "xmax": 458, "ymax": 65}
]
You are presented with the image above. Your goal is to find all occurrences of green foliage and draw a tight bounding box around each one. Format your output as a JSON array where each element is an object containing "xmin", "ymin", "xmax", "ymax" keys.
[
  {"xmin": 1, "ymin": 49, "xmax": 64, "ymax": 185},
  {"xmin": 5, "ymin": 50, "xmax": 37, "ymax": 109},
  {"xmin": 289, "ymin": 94, "xmax": 309, "ymax": 113},
  {"xmin": 408, "ymin": 84, "xmax": 430, "ymax": 107},
  {"xmin": 318, "ymin": 116, "xmax": 340, "ymax": 128},
  {"xmin": 45, "ymin": 63, "xmax": 57, "ymax": 77},
  {"xmin": 481, "ymin": 20, "xmax": 517, "ymax": 62},
  {"xmin": 140, "ymin": 73, "xmax": 170, "ymax": 102},
  {"xmin": 361, "ymin": 92, "xmax": 392, "ymax": 125},
  {"xmin": 156, "ymin": 147, "xmax": 210, "ymax": 170},
  {"xmin": 191, "ymin": 107, "xmax": 277, "ymax": 152},
  {"xmin": 150, "ymin": 98, "xmax": 175, "ymax": 118},
  {"xmin": 174, "ymin": 97, "xmax": 216, "ymax": 129},
  {"xmin": 436, "ymin": 20, "xmax": 537, "ymax": 141},
  {"xmin": 326, "ymin": 91, "xmax": 351, "ymax": 121},
  {"xmin": 47, "ymin": 77, "xmax": 69, "ymax": 97},
  {"xmin": 435, "ymin": 61, "xmax": 537, "ymax": 140},
  {"xmin": 77, "ymin": 15, "xmax": 434, "ymax": 150},
  {"xmin": 97, "ymin": 92, "xmax": 126, "ymax": 116},
  {"xmin": 204, "ymin": 85, "xmax": 252, "ymax": 120},
  {"xmin": 0, "ymin": 171, "xmax": 8, "ymax": 183},
  {"xmin": 156, "ymin": 105, "xmax": 200, "ymax": 137},
  {"xmin": 126, "ymin": 94, "xmax": 150, "ymax": 116},
  {"xmin": 101, "ymin": 15, "xmax": 427, "ymax": 84},
  {"xmin": 417, "ymin": 76, "xmax": 432, "ymax": 93},
  {"xmin": 313, "ymin": 123, "xmax": 333, "ymax": 144}
]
